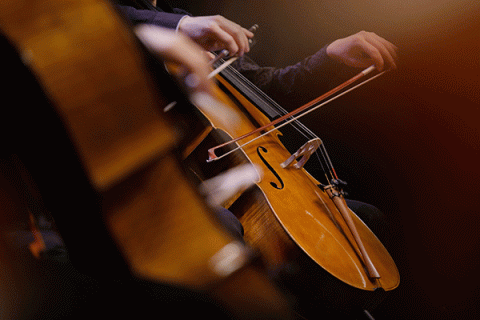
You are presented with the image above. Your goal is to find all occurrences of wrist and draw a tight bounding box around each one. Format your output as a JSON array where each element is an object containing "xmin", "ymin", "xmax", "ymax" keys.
[
  {"xmin": 176, "ymin": 15, "xmax": 191, "ymax": 33},
  {"xmin": 325, "ymin": 40, "xmax": 342, "ymax": 62}
]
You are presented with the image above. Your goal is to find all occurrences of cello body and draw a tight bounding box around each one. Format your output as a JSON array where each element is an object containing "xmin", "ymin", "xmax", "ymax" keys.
[{"xmin": 182, "ymin": 64, "xmax": 400, "ymax": 317}]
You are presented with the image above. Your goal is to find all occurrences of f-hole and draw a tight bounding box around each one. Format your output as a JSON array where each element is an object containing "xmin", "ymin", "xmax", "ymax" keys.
[{"xmin": 257, "ymin": 146, "xmax": 284, "ymax": 190}]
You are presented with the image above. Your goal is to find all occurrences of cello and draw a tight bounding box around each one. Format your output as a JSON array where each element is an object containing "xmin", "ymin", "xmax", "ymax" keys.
[
  {"xmin": 0, "ymin": 0, "xmax": 295, "ymax": 318},
  {"xmin": 178, "ymin": 40, "xmax": 400, "ymax": 318}
]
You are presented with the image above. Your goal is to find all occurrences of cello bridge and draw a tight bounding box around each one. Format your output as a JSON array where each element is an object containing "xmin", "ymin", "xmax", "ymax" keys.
[{"xmin": 280, "ymin": 138, "xmax": 322, "ymax": 169}]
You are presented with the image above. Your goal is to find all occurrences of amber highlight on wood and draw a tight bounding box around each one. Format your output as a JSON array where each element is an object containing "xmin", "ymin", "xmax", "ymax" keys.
[{"xmin": 182, "ymin": 60, "xmax": 399, "ymax": 316}]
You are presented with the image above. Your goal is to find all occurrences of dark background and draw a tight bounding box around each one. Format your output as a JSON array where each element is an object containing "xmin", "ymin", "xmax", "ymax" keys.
[{"xmin": 170, "ymin": 1, "xmax": 480, "ymax": 319}]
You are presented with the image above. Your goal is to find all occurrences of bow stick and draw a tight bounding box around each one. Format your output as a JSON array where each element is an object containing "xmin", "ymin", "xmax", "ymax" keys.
[{"xmin": 207, "ymin": 65, "xmax": 385, "ymax": 162}]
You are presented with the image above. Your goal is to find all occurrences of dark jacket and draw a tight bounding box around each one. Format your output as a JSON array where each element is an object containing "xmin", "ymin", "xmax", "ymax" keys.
[{"xmin": 114, "ymin": 0, "xmax": 350, "ymax": 109}]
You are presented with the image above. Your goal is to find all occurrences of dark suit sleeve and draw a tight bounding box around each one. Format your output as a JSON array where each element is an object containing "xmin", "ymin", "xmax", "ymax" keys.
[
  {"xmin": 116, "ymin": 5, "xmax": 187, "ymax": 29},
  {"xmin": 115, "ymin": 3, "xmax": 352, "ymax": 110},
  {"xmin": 232, "ymin": 47, "xmax": 351, "ymax": 110}
]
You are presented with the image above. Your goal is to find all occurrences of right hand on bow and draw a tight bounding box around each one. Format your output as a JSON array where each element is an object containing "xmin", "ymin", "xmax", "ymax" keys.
[{"xmin": 326, "ymin": 31, "xmax": 398, "ymax": 71}]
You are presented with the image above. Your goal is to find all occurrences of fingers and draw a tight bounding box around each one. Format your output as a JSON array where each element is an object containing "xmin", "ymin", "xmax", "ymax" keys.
[
  {"xmin": 178, "ymin": 15, "xmax": 254, "ymax": 57},
  {"xmin": 134, "ymin": 24, "xmax": 214, "ymax": 94},
  {"xmin": 361, "ymin": 31, "xmax": 398, "ymax": 71},
  {"xmin": 326, "ymin": 31, "xmax": 398, "ymax": 71},
  {"xmin": 205, "ymin": 51, "xmax": 216, "ymax": 60},
  {"xmin": 210, "ymin": 16, "xmax": 254, "ymax": 56},
  {"xmin": 209, "ymin": 22, "xmax": 240, "ymax": 55}
]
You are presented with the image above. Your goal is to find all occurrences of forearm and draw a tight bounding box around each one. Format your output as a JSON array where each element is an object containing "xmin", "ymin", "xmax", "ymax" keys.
[
  {"xmin": 232, "ymin": 47, "xmax": 351, "ymax": 110},
  {"xmin": 117, "ymin": 5, "xmax": 187, "ymax": 29}
]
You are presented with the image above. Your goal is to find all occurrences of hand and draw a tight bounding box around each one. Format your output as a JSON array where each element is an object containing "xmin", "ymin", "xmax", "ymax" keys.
[
  {"xmin": 134, "ymin": 24, "xmax": 215, "ymax": 94},
  {"xmin": 177, "ymin": 15, "xmax": 254, "ymax": 57},
  {"xmin": 326, "ymin": 31, "xmax": 398, "ymax": 71}
]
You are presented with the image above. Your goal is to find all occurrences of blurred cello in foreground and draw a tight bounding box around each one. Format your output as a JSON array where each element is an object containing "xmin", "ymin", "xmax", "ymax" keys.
[{"xmin": 0, "ymin": 0, "xmax": 294, "ymax": 318}]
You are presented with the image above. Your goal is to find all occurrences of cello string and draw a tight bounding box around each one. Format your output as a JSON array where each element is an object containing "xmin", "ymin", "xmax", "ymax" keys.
[
  {"xmin": 216, "ymin": 63, "xmax": 314, "ymax": 140},
  {"xmin": 228, "ymin": 66, "xmax": 381, "ymax": 184},
  {"xmin": 209, "ymin": 69, "xmax": 385, "ymax": 172},
  {"xmin": 218, "ymin": 64, "xmax": 324, "ymax": 153},
  {"xmin": 214, "ymin": 62, "xmax": 339, "ymax": 180},
  {"xmin": 208, "ymin": 57, "xmax": 239, "ymax": 79},
  {"xmin": 213, "ymin": 62, "xmax": 383, "ymax": 182},
  {"xmin": 215, "ymin": 64, "xmax": 333, "ymax": 178}
]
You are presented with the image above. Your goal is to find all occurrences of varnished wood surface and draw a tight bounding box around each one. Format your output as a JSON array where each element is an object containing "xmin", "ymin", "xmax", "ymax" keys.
[{"xmin": 188, "ymin": 72, "xmax": 399, "ymax": 291}]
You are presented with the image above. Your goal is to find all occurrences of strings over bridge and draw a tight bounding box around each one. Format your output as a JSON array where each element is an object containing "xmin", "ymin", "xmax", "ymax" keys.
[{"xmin": 280, "ymin": 138, "xmax": 323, "ymax": 169}]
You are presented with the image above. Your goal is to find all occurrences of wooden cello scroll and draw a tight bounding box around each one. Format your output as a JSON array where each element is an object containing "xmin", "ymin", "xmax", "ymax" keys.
[{"xmin": 0, "ymin": 0, "xmax": 294, "ymax": 318}]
